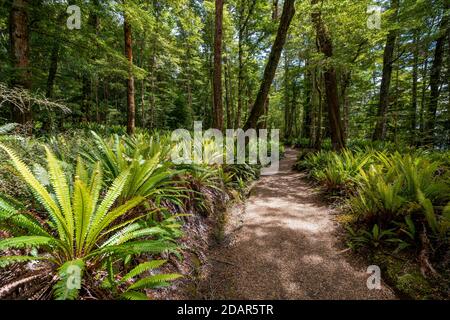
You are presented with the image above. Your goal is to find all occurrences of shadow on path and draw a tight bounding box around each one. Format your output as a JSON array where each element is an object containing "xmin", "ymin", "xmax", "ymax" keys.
[{"xmin": 199, "ymin": 149, "xmax": 397, "ymax": 300}]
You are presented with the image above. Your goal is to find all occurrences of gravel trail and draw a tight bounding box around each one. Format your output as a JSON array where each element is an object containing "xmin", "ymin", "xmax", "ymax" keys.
[{"xmin": 202, "ymin": 148, "xmax": 397, "ymax": 300}]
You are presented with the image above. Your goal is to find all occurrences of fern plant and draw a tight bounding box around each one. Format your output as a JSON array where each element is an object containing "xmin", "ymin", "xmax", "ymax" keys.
[
  {"xmin": 0, "ymin": 143, "xmax": 179, "ymax": 299},
  {"xmin": 101, "ymin": 259, "xmax": 182, "ymax": 300},
  {"xmin": 80, "ymin": 131, "xmax": 181, "ymax": 204}
]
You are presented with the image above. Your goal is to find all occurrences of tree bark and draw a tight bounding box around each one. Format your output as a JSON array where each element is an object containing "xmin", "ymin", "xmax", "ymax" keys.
[
  {"xmin": 372, "ymin": 0, "xmax": 399, "ymax": 141},
  {"xmin": 341, "ymin": 71, "xmax": 351, "ymax": 141},
  {"xmin": 212, "ymin": 0, "xmax": 224, "ymax": 130},
  {"xmin": 224, "ymin": 52, "xmax": 233, "ymax": 129},
  {"xmin": 236, "ymin": 35, "xmax": 244, "ymax": 129},
  {"xmin": 303, "ymin": 57, "xmax": 313, "ymax": 143},
  {"xmin": 81, "ymin": 75, "xmax": 90, "ymax": 122},
  {"xmin": 311, "ymin": 0, "xmax": 345, "ymax": 151},
  {"xmin": 284, "ymin": 51, "xmax": 291, "ymax": 139},
  {"xmin": 243, "ymin": 0, "xmax": 295, "ymax": 131},
  {"xmin": 424, "ymin": 0, "xmax": 449, "ymax": 145},
  {"xmin": 9, "ymin": 0, "xmax": 32, "ymax": 124},
  {"xmin": 314, "ymin": 71, "xmax": 323, "ymax": 149},
  {"xmin": 46, "ymin": 42, "xmax": 59, "ymax": 98},
  {"xmin": 124, "ymin": 9, "xmax": 136, "ymax": 135},
  {"xmin": 272, "ymin": 0, "xmax": 279, "ymax": 21},
  {"xmin": 411, "ymin": 31, "xmax": 419, "ymax": 143}
]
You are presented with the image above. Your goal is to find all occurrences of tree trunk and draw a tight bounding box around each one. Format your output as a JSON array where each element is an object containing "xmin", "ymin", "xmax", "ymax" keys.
[
  {"xmin": 243, "ymin": 0, "xmax": 295, "ymax": 131},
  {"xmin": 9, "ymin": 0, "xmax": 32, "ymax": 124},
  {"xmin": 372, "ymin": 0, "xmax": 399, "ymax": 141},
  {"xmin": 314, "ymin": 71, "xmax": 323, "ymax": 150},
  {"xmin": 272, "ymin": 0, "xmax": 279, "ymax": 21},
  {"xmin": 224, "ymin": 53, "xmax": 233, "ymax": 129},
  {"xmin": 424, "ymin": 1, "xmax": 449, "ymax": 145},
  {"xmin": 284, "ymin": 51, "xmax": 291, "ymax": 139},
  {"xmin": 311, "ymin": 0, "xmax": 345, "ymax": 151},
  {"xmin": 212, "ymin": 0, "xmax": 224, "ymax": 130},
  {"xmin": 303, "ymin": 58, "xmax": 313, "ymax": 143},
  {"xmin": 124, "ymin": 10, "xmax": 135, "ymax": 135},
  {"xmin": 236, "ymin": 35, "xmax": 243, "ymax": 128},
  {"xmin": 46, "ymin": 42, "xmax": 59, "ymax": 99},
  {"xmin": 341, "ymin": 71, "xmax": 351, "ymax": 141},
  {"xmin": 81, "ymin": 75, "xmax": 90, "ymax": 122},
  {"xmin": 411, "ymin": 32, "xmax": 419, "ymax": 143}
]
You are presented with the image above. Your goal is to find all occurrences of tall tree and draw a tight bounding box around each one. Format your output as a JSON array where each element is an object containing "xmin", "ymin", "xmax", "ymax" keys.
[
  {"xmin": 372, "ymin": 0, "xmax": 400, "ymax": 141},
  {"xmin": 272, "ymin": 0, "xmax": 279, "ymax": 20},
  {"xmin": 243, "ymin": 0, "xmax": 295, "ymax": 131},
  {"xmin": 124, "ymin": 5, "xmax": 135, "ymax": 135},
  {"xmin": 424, "ymin": 0, "xmax": 449, "ymax": 145},
  {"xmin": 9, "ymin": 0, "xmax": 32, "ymax": 124},
  {"xmin": 212, "ymin": 0, "xmax": 224, "ymax": 130},
  {"xmin": 311, "ymin": 0, "xmax": 345, "ymax": 151},
  {"xmin": 410, "ymin": 31, "xmax": 419, "ymax": 143},
  {"xmin": 235, "ymin": 0, "xmax": 256, "ymax": 128}
]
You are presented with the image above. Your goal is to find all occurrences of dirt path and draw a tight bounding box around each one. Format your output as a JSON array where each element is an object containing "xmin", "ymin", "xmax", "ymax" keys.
[{"xmin": 201, "ymin": 148, "xmax": 397, "ymax": 300}]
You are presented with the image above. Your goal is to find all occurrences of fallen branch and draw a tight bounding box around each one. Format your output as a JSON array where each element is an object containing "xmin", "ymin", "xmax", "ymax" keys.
[
  {"xmin": 0, "ymin": 83, "xmax": 71, "ymax": 114},
  {"xmin": 419, "ymin": 223, "xmax": 438, "ymax": 278}
]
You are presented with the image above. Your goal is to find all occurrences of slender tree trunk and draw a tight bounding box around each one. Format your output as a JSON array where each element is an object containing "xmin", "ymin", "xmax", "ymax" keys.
[
  {"xmin": 284, "ymin": 51, "xmax": 291, "ymax": 139},
  {"xmin": 81, "ymin": 75, "xmax": 90, "ymax": 122},
  {"xmin": 124, "ymin": 9, "xmax": 135, "ymax": 135},
  {"xmin": 138, "ymin": 34, "xmax": 146, "ymax": 128},
  {"xmin": 236, "ymin": 30, "xmax": 244, "ymax": 128},
  {"xmin": 244, "ymin": 0, "xmax": 295, "ymax": 131},
  {"xmin": 314, "ymin": 72, "xmax": 323, "ymax": 149},
  {"xmin": 341, "ymin": 71, "xmax": 351, "ymax": 140},
  {"xmin": 102, "ymin": 81, "xmax": 109, "ymax": 123},
  {"xmin": 289, "ymin": 80, "xmax": 297, "ymax": 137},
  {"xmin": 303, "ymin": 57, "xmax": 313, "ymax": 142},
  {"xmin": 224, "ymin": 53, "xmax": 233, "ymax": 129},
  {"xmin": 212, "ymin": 0, "xmax": 224, "ymax": 130},
  {"xmin": 235, "ymin": 0, "xmax": 256, "ymax": 129},
  {"xmin": 260, "ymin": 96, "xmax": 270, "ymax": 130},
  {"xmin": 419, "ymin": 56, "xmax": 429, "ymax": 136},
  {"xmin": 373, "ymin": 0, "xmax": 399, "ymax": 141},
  {"xmin": 9, "ymin": 0, "xmax": 32, "ymax": 124},
  {"xmin": 411, "ymin": 32, "xmax": 419, "ymax": 143},
  {"xmin": 311, "ymin": 0, "xmax": 345, "ymax": 151},
  {"xmin": 424, "ymin": 1, "xmax": 449, "ymax": 145},
  {"xmin": 46, "ymin": 42, "xmax": 59, "ymax": 98},
  {"xmin": 272, "ymin": 0, "xmax": 279, "ymax": 20}
]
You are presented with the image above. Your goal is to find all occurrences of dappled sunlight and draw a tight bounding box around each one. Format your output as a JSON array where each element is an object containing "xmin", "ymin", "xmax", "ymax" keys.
[{"xmin": 200, "ymin": 149, "xmax": 397, "ymax": 300}]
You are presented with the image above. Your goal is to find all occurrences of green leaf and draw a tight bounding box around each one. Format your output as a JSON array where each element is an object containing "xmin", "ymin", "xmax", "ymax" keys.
[
  {"xmin": 128, "ymin": 273, "xmax": 182, "ymax": 290},
  {"xmin": 120, "ymin": 260, "xmax": 167, "ymax": 284},
  {"xmin": 120, "ymin": 291, "xmax": 149, "ymax": 300},
  {"xmin": 0, "ymin": 256, "xmax": 49, "ymax": 268},
  {"xmin": 54, "ymin": 259, "xmax": 85, "ymax": 300}
]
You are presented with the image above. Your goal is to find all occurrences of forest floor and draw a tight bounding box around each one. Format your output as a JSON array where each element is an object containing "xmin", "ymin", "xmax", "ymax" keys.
[{"xmin": 198, "ymin": 148, "xmax": 397, "ymax": 300}]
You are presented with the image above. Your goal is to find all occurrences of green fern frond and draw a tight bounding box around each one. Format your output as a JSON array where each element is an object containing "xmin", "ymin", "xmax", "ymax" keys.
[
  {"xmin": 120, "ymin": 291, "xmax": 149, "ymax": 300},
  {"xmin": 95, "ymin": 196, "xmax": 144, "ymax": 236},
  {"xmin": 0, "ymin": 256, "xmax": 49, "ymax": 268},
  {"xmin": 0, "ymin": 236, "xmax": 61, "ymax": 251},
  {"xmin": 88, "ymin": 240, "xmax": 177, "ymax": 258},
  {"xmin": 54, "ymin": 259, "xmax": 85, "ymax": 300},
  {"xmin": 103, "ymin": 226, "xmax": 166, "ymax": 247},
  {"xmin": 128, "ymin": 273, "xmax": 182, "ymax": 290},
  {"xmin": 84, "ymin": 170, "xmax": 130, "ymax": 248},
  {"xmin": 0, "ymin": 143, "xmax": 69, "ymax": 241},
  {"xmin": 73, "ymin": 178, "xmax": 93, "ymax": 256},
  {"xmin": 120, "ymin": 260, "xmax": 167, "ymax": 284},
  {"xmin": 45, "ymin": 147, "xmax": 74, "ymax": 245}
]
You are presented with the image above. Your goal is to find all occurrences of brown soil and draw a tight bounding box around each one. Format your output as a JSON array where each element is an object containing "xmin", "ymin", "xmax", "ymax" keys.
[{"xmin": 198, "ymin": 148, "xmax": 397, "ymax": 300}]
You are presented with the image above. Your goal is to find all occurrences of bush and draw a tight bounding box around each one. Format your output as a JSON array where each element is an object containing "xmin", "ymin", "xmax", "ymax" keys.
[{"xmin": 0, "ymin": 144, "xmax": 180, "ymax": 299}]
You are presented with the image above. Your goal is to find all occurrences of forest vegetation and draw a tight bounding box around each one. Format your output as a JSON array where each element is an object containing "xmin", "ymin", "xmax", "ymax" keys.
[{"xmin": 0, "ymin": 0, "xmax": 449, "ymax": 300}]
